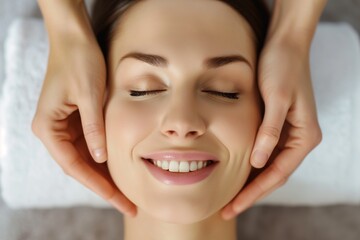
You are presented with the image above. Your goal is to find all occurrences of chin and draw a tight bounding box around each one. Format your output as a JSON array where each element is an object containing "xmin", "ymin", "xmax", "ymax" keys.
[{"xmin": 145, "ymin": 203, "xmax": 218, "ymax": 225}]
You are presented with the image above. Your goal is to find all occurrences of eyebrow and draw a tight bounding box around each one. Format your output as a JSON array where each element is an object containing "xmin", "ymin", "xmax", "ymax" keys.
[{"xmin": 118, "ymin": 51, "xmax": 252, "ymax": 70}]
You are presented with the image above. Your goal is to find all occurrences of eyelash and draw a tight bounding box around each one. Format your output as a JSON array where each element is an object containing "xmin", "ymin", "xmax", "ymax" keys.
[
  {"xmin": 129, "ymin": 90, "xmax": 239, "ymax": 99},
  {"xmin": 204, "ymin": 90, "xmax": 239, "ymax": 99}
]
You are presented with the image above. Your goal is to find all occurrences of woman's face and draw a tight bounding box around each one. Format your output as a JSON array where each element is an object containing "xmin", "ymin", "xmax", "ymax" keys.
[{"xmin": 105, "ymin": 0, "xmax": 262, "ymax": 224}]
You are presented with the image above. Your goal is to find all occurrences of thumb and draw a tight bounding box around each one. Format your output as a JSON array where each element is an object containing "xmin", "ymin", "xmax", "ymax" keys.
[
  {"xmin": 78, "ymin": 96, "xmax": 107, "ymax": 163},
  {"xmin": 251, "ymin": 100, "xmax": 288, "ymax": 168}
]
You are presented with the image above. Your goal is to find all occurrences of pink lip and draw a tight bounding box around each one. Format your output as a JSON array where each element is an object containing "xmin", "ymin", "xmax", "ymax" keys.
[
  {"xmin": 141, "ymin": 151, "xmax": 219, "ymax": 162},
  {"xmin": 142, "ymin": 159, "xmax": 218, "ymax": 185}
]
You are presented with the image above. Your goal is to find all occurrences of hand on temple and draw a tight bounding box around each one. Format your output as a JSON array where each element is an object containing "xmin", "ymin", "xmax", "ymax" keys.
[
  {"xmin": 33, "ymin": 0, "xmax": 326, "ymax": 220},
  {"xmin": 221, "ymin": 35, "xmax": 322, "ymax": 219},
  {"xmin": 221, "ymin": 0, "xmax": 326, "ymax": 220},
  {"xmin": 32, "ymin": 0, "xmax": 137, "ymax": 217}
]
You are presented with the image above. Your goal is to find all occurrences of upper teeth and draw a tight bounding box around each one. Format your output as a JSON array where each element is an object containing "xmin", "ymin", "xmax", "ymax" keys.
[{"xmin": 152, "ymin": 160, "xmax": 211, "ymax": 172}]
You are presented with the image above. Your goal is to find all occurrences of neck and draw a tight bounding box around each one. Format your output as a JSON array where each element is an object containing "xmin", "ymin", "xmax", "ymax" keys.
[{"xmin": 123, "ymin": 209, "xmax": 237, "ymax": 240}]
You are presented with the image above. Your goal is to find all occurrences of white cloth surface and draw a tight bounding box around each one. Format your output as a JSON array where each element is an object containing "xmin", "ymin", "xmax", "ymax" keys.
[
  {"xmin": 0, "ymin": 19, "xmax": 359, "ymax": 208},
  {"xmin": 0, "ymin": 19, "xmax": 108, "ymax": 208},
  {"xmin": 258, "ymin": 21, "xmax": 360, "ymax": 205}
]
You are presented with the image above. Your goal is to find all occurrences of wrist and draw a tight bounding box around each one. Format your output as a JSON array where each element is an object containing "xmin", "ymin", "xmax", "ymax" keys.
[
  {"xmin": 267, "ymin": 0, "xmax": 327, "ymax": 51},
  {"xmin": 38, "ymin": 0, "xmax": 94, "ymax": 42}
]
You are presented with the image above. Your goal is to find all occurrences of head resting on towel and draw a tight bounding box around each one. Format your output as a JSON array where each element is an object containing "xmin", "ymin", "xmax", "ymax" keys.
[{"xmin": 91, "ymin": 0, "xmax": 269, "ymax": 229}]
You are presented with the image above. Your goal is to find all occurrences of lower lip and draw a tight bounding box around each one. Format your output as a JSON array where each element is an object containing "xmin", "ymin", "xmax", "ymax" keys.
[{"xmin": 142, "ymin": 159, "xmax": 218, "ymax": 185}]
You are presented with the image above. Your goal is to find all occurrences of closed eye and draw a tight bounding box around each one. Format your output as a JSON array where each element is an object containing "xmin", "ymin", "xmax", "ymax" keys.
[
  {"xmin": 129, "ymin": 90, "xmax": 239, "ymax": 99},
  {"xmin": 202, "ymin": 90, "xmax": 239, "ymax": 99},
  {"xmin": 129, "ymin": 90, "xmax": 165, "ymax": 96}
]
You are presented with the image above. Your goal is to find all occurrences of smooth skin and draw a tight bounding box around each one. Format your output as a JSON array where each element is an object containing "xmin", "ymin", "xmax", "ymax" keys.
[
  {"xmin": 32, "ymin": 0, "xmax": 325, "ymax": 219},
  {"xmin": 105, "ymin": 3, "xmax": 262, "ymax": 239}
]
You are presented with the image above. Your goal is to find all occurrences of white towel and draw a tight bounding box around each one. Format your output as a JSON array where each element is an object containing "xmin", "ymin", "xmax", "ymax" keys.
[
  {"xmin": 0, "ymin": 19, "xmax": 359, "ymax": 208},
  {"xmin": 0, "ymin": 19, "xmax": 108, "ymax": 208}
]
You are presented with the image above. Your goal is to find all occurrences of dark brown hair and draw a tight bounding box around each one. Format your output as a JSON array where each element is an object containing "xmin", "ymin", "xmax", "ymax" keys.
[{"xmin": 91, "ymin": 0, "xmax": 270, "ymax": 59}]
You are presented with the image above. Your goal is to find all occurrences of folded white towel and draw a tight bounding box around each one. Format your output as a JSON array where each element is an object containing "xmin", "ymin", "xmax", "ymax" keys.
[
  {"xmin": 0, "ymin": 19, "xmax": 108, "ymax": 208},
  {"xmin": 0, "ymin": 19, "xmax": 359, "ymax": 208}
]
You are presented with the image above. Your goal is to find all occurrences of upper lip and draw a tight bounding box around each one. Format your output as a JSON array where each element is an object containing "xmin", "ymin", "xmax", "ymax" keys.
[{"xmin": 141, "ymin": 150, "xmax": 219, "ymax": 162}]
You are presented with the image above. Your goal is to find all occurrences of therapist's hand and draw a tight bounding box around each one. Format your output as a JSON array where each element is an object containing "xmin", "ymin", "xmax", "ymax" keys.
[
  {"xmin": 32, "ymin": 0, "xmax": 136, "ymax": 217},
  {"xmin": 221, "ymin": 38, "xmax": 322, "ymax": 220},
  {"xmin": 221, "ymin": 0, "xmax": 326, "ymax": 220}
]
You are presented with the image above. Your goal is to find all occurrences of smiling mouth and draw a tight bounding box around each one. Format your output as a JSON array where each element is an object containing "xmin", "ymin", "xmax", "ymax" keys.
[{"xmin": 142, "ymin": 158, "xmax": 216, "ymax": 173}]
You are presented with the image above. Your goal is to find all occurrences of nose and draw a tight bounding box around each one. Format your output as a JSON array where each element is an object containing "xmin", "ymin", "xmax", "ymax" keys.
[{"xmin": 160, "ymin": 97, "xmax": 206, "ymax": 140}]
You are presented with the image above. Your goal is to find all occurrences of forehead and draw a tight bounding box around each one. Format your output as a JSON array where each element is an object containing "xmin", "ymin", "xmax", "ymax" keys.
[{"xmin": 109, "ymin": 0, "xmax": 256, "ymax": 67}]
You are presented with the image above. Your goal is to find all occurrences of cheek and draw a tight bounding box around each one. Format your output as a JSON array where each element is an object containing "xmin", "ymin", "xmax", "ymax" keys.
[
  {"xmin": 105, "ymin": 97, "xmax": 159, "ymax": 146},
  {"xmin": 104, "ymin": 96, "xmax": 161, "ymax": 203},
  {"xmin": 211, "ymin": 98, "xmax": 261, "ymax": 150},
  {"xmin": 207, "ymin": 98, "xmax": 261, "ymax": 205},
  {"xmin": 104, "ymin": 96, "xmax": 159, "ymax": 179}
]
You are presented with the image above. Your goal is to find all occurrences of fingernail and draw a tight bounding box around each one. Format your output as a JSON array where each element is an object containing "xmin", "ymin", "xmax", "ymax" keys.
[
  {"xmin": 252, "ymin": 150, "xmax": 268, "ymax": 167},
  {"xmin": 93, "ymin": 148, "xmax": 106, "ymax": 160}
]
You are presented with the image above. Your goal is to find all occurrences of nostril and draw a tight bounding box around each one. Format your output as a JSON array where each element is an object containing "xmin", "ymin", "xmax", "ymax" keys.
[
  {"xmin": 163, "ymin": 129, "xmax": 201, "ymax": 138},
  {"xmin": 165, "ymin": 130, "xmax": 177, "ymax": 136}
]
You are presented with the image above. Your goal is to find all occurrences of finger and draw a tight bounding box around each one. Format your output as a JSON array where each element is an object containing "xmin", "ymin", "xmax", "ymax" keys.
[
  {"xmin": 221, "ymin": 206, "xmax": 236, "ymax": 220},
  {"xmin": 74, "ymin": 135, "xmax": 137, "ymax": 216},
  {"xmin": 44, "ymin": 132, "xmax": 136, "ymax": 216},
  {"xmin": 221, "ymin": 145, "xmax": 306, "ymax": 219},
  {"xmin": 221, "ymin": 175, "xmax": 286, "ymax": 220},
  {"xmin": 225, "ymin": 146, "xmax": 307, "ymax": 218},
  {"xmin": 221, "ymin": 145, "xmax": 281, "ymax": 220},
  {"xmin": 32, "ymin": 100, "xmax": 78, "ymax": 140},
  {"xmin": 34, "ymin": 111, "xmax": 137, "ymax": 216},
  {"xmin": 78, "ymin": 95, "xmax": 107, "ymax": 163},
  {"xmin": 250, "ymin": 100, "xmax": 289, "ymax": 168}
]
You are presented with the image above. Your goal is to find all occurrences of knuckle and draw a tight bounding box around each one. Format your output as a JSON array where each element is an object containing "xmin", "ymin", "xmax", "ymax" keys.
[
  {"xmin": 252, "ymin": 177, "xmax": 267, "ymax": 195},
  {"xmin": 83, "ymin": 123, "xmax": 103, "ymax": 140},
  {"xmin": 278, "ymin": 176, "xmax": 289, "ymax": 187},
  {"xmin": 313, "ymin": 127, "xmax": 323, "ymax": 146},
  {"xmin": 61, "ymin": 165, "xmax": 71, "ymax": 176},
  {"xmin": 31, "ymin": 115, "xmax": 44, "ymax": 138},
  {"xmin": 275, "ymin": 91, "xmax": 291, "ymax": 105},
  {"xmin": 76, "ymin": 89, "xmax": 91, "ymax": 101},
  {"xmin": 61, "ymin": 159, "xmax": 78, "ymax": 177},
  {"xmin": 269, "ymin": 163, "xmax": 287, "ymax": 184},
  {"xmin": 265, "ymin": 89, "xmax": 291, "ymax": 107},
  {"xmin": 260, "ymin": 125, "xmax": 281, "ymax": 141},
  {"xmin": 252, "ymin": 164, "xmax": 289, "ymax": 197},
  {"xmin": 31, "ymin": 117, "xmax": 39, "ymax": 136},
  {"xmin": 76, "ymin": 86, "xmax": 103, "ymax": 104},
  {"xmin": 306, "ymin": 124, "xmax": 323, "ymax": 149}
]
